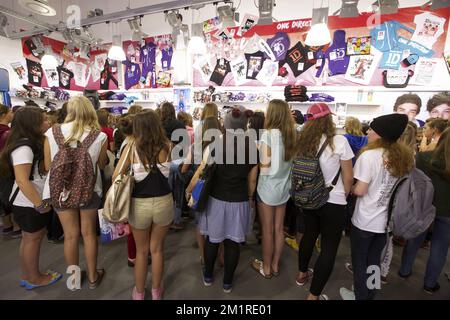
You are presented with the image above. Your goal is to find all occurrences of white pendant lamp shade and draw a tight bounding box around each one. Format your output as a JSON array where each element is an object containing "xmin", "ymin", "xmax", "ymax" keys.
[
  {"xmin": 41, "ymin": 47, "xmax": 58, "ymax": 68},
  {"xmin": 188, "ymin": 36, "xmax": 207, "ymax": 55},
  {"xmin": 108, "ymin": 35, "xmax": 126, "ymax": 61},
  {"xmin": 305, "ymin": 23, "xmax": 331, "ymax": 47}
]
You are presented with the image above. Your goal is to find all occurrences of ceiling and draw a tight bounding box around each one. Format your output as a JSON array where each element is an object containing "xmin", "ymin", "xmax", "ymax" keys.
[{"xmin": 0, "ymin": 0, "xmax": 431, "ymax": 43}]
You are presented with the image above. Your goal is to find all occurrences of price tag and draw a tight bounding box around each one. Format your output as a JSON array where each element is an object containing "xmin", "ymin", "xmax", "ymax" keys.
[
  {"xmin": 308, "ymin": 51, "xmax": 315, "ymax": 60},
  {"xmin": 298, "ymin": 63, "xmax": 304, "ymax": 71},
  {"xmin": 377, "ymin": 31, "xmax": 385, "ymax": 41}
]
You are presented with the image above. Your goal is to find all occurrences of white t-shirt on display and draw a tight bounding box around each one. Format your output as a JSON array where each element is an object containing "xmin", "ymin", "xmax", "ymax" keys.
[
  {"xmin": 43, "ymin": 123, "xmax": 107, "ymax": 199},
  {"xmin": 10, "ymin": 146, "xmax": 47, "ymax": 208},
  {"xmin": 411, "ymin": 12, "xmax": 446, "ymax": 49},
  {"xmin": 352, "ymin": 149, "xmax": 398, "ymax": 234},
  {"xmin": 318, "ymin": 135, "xmax": 354, "ymax": 205},
  {"xmin": 257, "ymin": 129, "xmax": 293, "ymax": 206}
]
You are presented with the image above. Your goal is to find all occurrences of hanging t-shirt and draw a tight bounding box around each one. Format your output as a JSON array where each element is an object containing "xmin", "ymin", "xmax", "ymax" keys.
[
  {"xmin": 43, "ymin": 67, "xmax": 59, "ymax": 88},
  {"xmin": 26, "ymin": 59, "xmax": 43, "ymax": 86},
  {"xmin": 161, "ymin": 47, "xmax": 173, "ymax": 71},
  {"xmin": 411, "ymin": 12, "xmax": 446, "ymax": 50},
  {"xmin": 379, "ymin": 49, "xmax": 404, "ymax": 69},
  {"xmin": 66, "ymin": 61, "xmax": 89, "ymax": 87},
  {"xmin": 122, "ymin": 60, "xmax": 141, "ymax": 90},
  {"xmin": 279, "ymin": 42, "xmax": 314, "ymax": 77},
  {"xmin": 352, "ymin": 148, "xmax": 398, "ymax": 233},
  {"xmin": 210, "ymin": 58, "xmax": 231, "ymax": 86},
  {"xmin": 24, "ymin": 39, "xmax": 42, "ymax": 58},
  {"xmin": 266, "ymin": 32, "xmax": 291, "ymax": 61},
  {"xmin": 245, "ymin": 51, "xmax": 266, "ymax": 80},
  {"xmin": 140, "ymin": 42, "xmax": 157, "ymax": 79},
  {"xmin": 58, "ymin": 66, "xmax": 74, "ymax": 89},
  {"xmin": 370, "ymin": 21, "xmax": 415, "ymax": 53},
  {"xmin": 323, "ymin": 30, "xmax": 350, "ymax": 76}
]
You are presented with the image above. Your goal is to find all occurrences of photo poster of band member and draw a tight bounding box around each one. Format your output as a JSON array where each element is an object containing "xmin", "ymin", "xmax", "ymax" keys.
[
  {"xmin": 22, "ymin": 36, "xmax": 119, "ymax": 91},
  {"xmin": 193, "ymin": 5, "xmax": 449, "ymax": 87},
  {"xmin": 122, "ymin": 34, "xmax": 174, "ymax": 90}
]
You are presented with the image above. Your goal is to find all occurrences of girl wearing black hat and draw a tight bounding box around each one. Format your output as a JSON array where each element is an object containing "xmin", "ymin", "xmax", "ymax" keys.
[{"xmin": 342, "ymin": 114, "xmax": 414, "ymax": 300}]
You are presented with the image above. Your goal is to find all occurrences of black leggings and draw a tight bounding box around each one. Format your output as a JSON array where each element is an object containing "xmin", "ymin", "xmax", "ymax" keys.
[
  {"xmin": 204, "ymin": 237, "xmax": 240, "ymax": 285},
  {"xmin": 298, "ymin": 203, "xmax": 346, "ymax": 296}
]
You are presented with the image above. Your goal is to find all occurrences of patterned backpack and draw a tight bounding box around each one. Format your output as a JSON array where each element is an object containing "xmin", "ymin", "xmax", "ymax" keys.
[
  {"xmin": 291, "ymin": 141, "xmax": 340, "ymax": 210},
  {"xmin": 49, "ymin": 124, "xmax": 100, "ymax": 210}
]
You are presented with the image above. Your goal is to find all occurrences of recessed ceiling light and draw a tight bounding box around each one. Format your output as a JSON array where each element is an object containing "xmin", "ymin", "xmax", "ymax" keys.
[{"xmin": 19, "ymin": 0, "xmax": 57, "ymax": 17}]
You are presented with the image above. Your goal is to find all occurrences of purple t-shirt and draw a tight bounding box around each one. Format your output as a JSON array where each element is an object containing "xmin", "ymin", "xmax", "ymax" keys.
[
  {"xmin": 161, "ymin": 47, "xmax": 173, "ymax": 71},
  {"xmin": 123, "ymin": 60, "xmax": 141, "ymax": 90},
  {"xmin": 266, "ymin": 32, "xmax": 290, "ymax": 61},
  {"xmin": 140, "ymin": 42, "xmax": 157, "ymax": 78}
]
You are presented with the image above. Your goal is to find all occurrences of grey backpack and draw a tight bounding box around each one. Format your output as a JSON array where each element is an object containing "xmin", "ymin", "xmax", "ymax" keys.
[{"xmin": 387, "ymin": 168, "xmax": 436, "ymax": 239}]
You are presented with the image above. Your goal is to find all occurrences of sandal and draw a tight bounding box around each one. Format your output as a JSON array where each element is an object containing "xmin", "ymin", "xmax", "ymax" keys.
[
  {"xmin": 88, "ymin": 269, "xmax": 105, "ymax": 289},
  {"xmin": 20, "ymin": 270, "xmax": 60, "ymax": 287},
  {"xmin": 24, "ymin": 271, "xmax": 62, "ymax": 290},
  {"xmin": 251, "ymin": 259, "xmax": 272, "ymax": 279}
]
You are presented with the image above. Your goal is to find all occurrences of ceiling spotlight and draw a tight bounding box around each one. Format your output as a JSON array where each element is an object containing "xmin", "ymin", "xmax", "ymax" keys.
[
  {"xmin": 305, "ymin": 6, "xmax": 331, "ymax": 47},
  {"xmin": 334, "ymin": 0, "xmax": 360, "ymax": 18},
  {"xmin": 19, "ymin": 0, "xmax": 56, "ymax": 17},
  {"xmin": 0, "ymin": 14, "xmax": 9, "ymax": 38},
  {"xmin": 128, "ymin": 17, "xmax": 148, "ymax": 41},
  {"xmin": 166, "ymin": 11, "xmax": 183, "ymax": 29},
  {"xmin": 257, "ymin": 0, "xmax": 275, "ymax": 26},
  {"xmin": 217, "ymin": 5, "xmax": 236, "ymax": 28},
  {"xmin": 372, "ymin": 0, "xmax": 399, "ymax": 15}
]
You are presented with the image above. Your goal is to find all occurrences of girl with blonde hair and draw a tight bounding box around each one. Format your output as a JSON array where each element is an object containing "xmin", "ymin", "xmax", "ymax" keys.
[
  {"xmin": 43, "ymin": 96, "xmax": 108, "ymax": 290},
  {"xmin": 251, "ymin": 100, "xmax": 298, "ymax": 280},
  {"xmin": 344, "ymin": 117, "xmax": 368, "ymax": 165}
]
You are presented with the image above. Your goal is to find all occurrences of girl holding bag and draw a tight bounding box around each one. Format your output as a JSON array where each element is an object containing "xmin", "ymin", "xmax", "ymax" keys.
[{"xmin": 113, "ymin": 110, "xmax": 173, "ymax": 300}]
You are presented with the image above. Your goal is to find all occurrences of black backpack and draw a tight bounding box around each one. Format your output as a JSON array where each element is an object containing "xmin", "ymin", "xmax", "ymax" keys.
[{"xmin": 0, "ymin": 139, "xmax": 37, "ymax": 216}]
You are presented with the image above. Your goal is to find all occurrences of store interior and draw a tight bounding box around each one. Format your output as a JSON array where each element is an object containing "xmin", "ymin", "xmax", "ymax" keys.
[{"xmin": 0, "ymin": 0, "xmax": 449, "ymax": 301}]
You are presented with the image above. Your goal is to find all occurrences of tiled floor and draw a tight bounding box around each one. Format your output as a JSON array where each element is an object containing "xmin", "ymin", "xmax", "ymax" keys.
[{"xmin": 0, "ymin": 223, "xmax": 449, "ymax": 300}]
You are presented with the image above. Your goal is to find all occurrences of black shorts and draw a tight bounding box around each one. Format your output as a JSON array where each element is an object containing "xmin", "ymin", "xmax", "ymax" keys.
[{"xmin": 12, "ymin": 205, "xmax": 51, "ymax": 233}]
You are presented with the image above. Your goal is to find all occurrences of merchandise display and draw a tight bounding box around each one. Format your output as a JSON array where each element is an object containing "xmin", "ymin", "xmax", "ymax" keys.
[{"xmin": 1, "ymin": 0, "xmax": 450, "ymax": 304}]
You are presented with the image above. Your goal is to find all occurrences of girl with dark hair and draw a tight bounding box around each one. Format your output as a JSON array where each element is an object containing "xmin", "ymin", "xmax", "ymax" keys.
[
  {"xmin": 160, "ymin": 102, "xmax": 185, "ymax": 145},
  {"xmin": 113, "ymin": 110, "xmax": 173, "ymax": 300},
  {"xmin": 0, "ymin": 106, "xmax": 62, "ymax": 289},
  {"xmin": 399, "ymin": 127, "xmax": 450, "ymax": 294}
]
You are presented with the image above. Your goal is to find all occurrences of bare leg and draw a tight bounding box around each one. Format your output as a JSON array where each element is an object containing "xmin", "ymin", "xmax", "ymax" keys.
[
  {"xmin": 80, "ymin": 209, "xmax": 99, "ymax": 283},
  {"xmin": 57, "ymin": 210, "xmax": 81, "ymax": 267},
  {"xmin": 258, "ymin": 202, "xmax": 276, "ymax": 276},
  {"xmin": 132, "ymin": 227, "xmax": 151, "ymax": 293},
  {"xmin": 150, "ymin": 223, "xmax": 170, "ymax": 289},
  {"xmin": 272, "ymin": 204, "xmax": 287, "ymax": 274},
  {"xmin": 20, "ymin": 228, "xmax": 52, "ymax": 284}
]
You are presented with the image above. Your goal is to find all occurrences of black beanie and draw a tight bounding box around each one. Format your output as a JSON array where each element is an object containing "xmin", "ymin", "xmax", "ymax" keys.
[{"xmin": 370, "ymin": 113, "xmax": 408, "ymax": 142}]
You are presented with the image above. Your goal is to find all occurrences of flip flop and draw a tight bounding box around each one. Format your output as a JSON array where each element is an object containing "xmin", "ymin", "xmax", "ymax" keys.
[
  {"xmin": 251, "ymin": 259, "xmax": 272, "ymax": 279},
  {"xmin": 20, "ymin": 270, "xmax": 60, "ymax": 287},
  {"xmin": 24, "ymin": 271, "xmax": 62, "ymax": 290}
]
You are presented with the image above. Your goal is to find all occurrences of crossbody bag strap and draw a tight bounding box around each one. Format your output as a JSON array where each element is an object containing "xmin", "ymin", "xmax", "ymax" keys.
[
  {"xmin": 316, "ymin": 140, "xmax": 329, "ymax": 159},
  {"xmin": 117, "ymin": 142, "xmax": 134, "ymax": 176}
]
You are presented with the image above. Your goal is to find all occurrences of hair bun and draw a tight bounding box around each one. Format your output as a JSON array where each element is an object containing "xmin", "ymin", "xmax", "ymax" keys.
[{"xmin": 231, "ymin": 108, "xmax": 241, "ymax": 118}]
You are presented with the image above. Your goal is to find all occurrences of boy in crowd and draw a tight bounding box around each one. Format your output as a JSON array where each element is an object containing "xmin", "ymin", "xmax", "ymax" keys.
[
  {"xmin": 427, "ymin": 92, "xmax": 450, "ymax": 120},
  {"xmin": 394, "ymin": 94, "xmax": 425, "ymax": 127}
]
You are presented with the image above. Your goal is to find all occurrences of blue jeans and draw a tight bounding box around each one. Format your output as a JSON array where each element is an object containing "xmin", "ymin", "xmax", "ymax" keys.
[
  {"xmin": 400, "ymin": 216, "xmax": 450, "ymax": 287},
  {"xmin": 350, "ymin": 224, "xmax": 387, "ymax": 300}
]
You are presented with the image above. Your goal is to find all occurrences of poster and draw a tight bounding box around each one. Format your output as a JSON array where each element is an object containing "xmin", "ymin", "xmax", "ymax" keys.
[
  {"xmin": 10, "ymin": 62, "xmax": 27, "ymax": 80},
  {"xmin": 345, "ymin": 53, "xmax": 381, "ymax": 85},
  {"xmin": 174, "ymin": 89, "xmax": 190, "ymax": 113},
  {"xmin": 230, "ymin": 57, "xmax": 248, "ymax": 85},
  {"xmin": 445, "ymin": 51, "xmax": 450, "ymax": 74},
  {"xmin": 411, "ymin": 57, "xmax": 439, "ymax": 85},
  {"xmin": 347, "ymin": 37, "xmax": 371, "ymax": 55},
  {"xmin": 194, "ymin": 55, "xmax": 214, "ymax": 83},
  {"xmin": 237, "ymin": 14, "xmax": 259, "ymax": 37},
  {"xmin": 43, "ymin": 67, "xmax": 59, "ymax": 87},
  {"xmin": 256, "ymin": 60, "xmax": 279, "ymax": 86},
  {"xmin": 203, "ymin": 17, "xmax": 221, "ymax": 33}
]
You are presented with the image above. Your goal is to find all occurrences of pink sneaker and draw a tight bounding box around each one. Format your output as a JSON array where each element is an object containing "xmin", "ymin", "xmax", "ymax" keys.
[
  {"xmin": 152, "ymin": 287, "xmax": 163, "ymax": 300},
  {"xmin": 132, "ymin": 287, "xmax": 145, "ymax": 300}
]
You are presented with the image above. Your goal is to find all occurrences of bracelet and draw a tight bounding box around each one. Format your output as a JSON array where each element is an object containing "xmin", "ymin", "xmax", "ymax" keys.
[{"xmin": 35, "ymin": 200, "xmax": 50, "ymax": 213}]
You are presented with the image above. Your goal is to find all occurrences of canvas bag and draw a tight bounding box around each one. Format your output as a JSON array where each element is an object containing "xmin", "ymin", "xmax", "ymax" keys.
[{"xmin": 103, "ymin": 143, "xmax": 135, "ymax": 223}]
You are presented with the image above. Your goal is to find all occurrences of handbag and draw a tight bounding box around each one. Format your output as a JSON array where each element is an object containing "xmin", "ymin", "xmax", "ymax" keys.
[
  {"xmin": 188, "ymin": 163, "xmax": 216, "ymax": 212},
  {"xmin": 103, "ymin": 143, "xmax": 135, "ymax": 223}
]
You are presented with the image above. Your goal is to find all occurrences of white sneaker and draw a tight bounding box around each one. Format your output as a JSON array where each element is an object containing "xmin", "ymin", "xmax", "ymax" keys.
[
  {"xmin": 319, "ymin": 294, "xmax": 329, "ymax": 300},
  {"xmin": 340, "ymin": 287, "xmax": 355, "ymax": 300}
]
